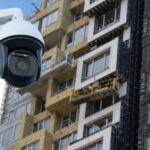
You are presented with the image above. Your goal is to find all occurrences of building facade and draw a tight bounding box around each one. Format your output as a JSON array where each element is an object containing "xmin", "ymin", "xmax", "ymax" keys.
[{"xmin": 0, "ymin": 0, "xmax": 146, "ymax": 150}]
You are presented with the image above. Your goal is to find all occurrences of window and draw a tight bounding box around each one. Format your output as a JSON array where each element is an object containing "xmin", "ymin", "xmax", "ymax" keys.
[
  {"xmin": 90, "ymin": 0, "xmax": 97, "ymax": 4},
  {"xmin": 42, "ymin": 9, "xmax": 58, "ymax": 31},
  {"xmin": 7, "ymin": 87, "xmax": 31, "ymax": 105},
  {"xmin": 8, "ymin": 101, "xmax": 32, "ymax": 122},
  {"xmin": 52, "ymin": 132, "xmax": 77, "ymax": 150},
  {"xmin": 33, "ymin": 117, "xmax": 50, "ymax": 132},
  {"xmin": 82, "ymin": 52, "xmax": 110, "ymax": 80},
  {"xmin": 45, "ymin": 0, "xmax": 58, "ymax": 8},
  {"xmin": 40, "ymin": 100, "xmax": 46, "ymax": 113},
  {"xmin": 56, "ymin": 78, "xmax": 73, "ymax": 94},
  {"xmin": 84, "ymin": 115, "xmax": 112, "ymax": 137},
  {"xmin": 86, "ymin": 95, "xmax": 119, "ymax": 117},
  {"xmin": 66, "ymin": 24, "xmax": 88, "ymax": 49},
  {"xmin": 22, "ymin": 141, "xmax": 39, "ymax": 150},
  {"xmin": 94, "ymin": 6, "xmax": 120, "ymax": 33},
  {"xmin": 13, "ymin": 124, "xmax": 20, "ymax": 141},
  {"xmin": 0, "ymin": 123, "xmax": 20, "ymax": 149},
  {"xmin": 42, "ymin": 58, "xmax": 53, "ymax": 75},
  {"xmin": 81, "ymin": 141, "xmax": 103, "ymax": 150},
  {"xmin": 146, "ymin": 136, "xmax": 150, "ymax": 150},
  {"xmin": 60, "ymin": 110, "xmax": 77, "ymax": 129}
]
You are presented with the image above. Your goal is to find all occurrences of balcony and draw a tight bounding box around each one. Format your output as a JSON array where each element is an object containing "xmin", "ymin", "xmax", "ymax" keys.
[
  {"xmin": 84, "ymin": 0, "xmax": 121, "ymax": 17},
  {"xmin": 46, "ymin": 88, "xmax": 76, "ymax": 114},
  {"xmin": 87, "ymin": 0, "xmax": 128, "ymax": 46},
  {"xmin": 37, "ymin": 0, "xmax": 73, "ymax": 49},
  {"xmin": 70, "ymin": 0, "xmax": 84, "ymax": 14},
  {"xmin": 70, "ymin": 78, "xmax": 119, "ymax": 105},
  {"xmin": 14, "ymin": 129, "xmax": 52, "ymax": 150},
  {"xmin": 18, "ymin": 48, "xmax": 74, "ymax": 97}
]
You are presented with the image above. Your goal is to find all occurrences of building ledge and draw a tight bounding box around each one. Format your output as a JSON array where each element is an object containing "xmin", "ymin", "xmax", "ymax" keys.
[
  {"xmin": 84, "ymin": 0, "xmax": 121, "ymax": 18},
  {"xmin": 70, "ymin": 0, "xmax": 85, "ymax": 13},
  {"xmin": 46, "ymin": 88, "xmax": 76, "ymax": 114}
]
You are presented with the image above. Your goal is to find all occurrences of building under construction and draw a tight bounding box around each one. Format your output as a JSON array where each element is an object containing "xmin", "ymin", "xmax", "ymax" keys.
[{"xmin": 0, "ymin": 0, "xmax": 149, "ymax": 150}]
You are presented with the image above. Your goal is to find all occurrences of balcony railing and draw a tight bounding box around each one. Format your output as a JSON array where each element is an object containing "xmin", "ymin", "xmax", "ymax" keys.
[
  {"xmin": 41, "ymin": 52, "xmax": 74, "ymax": 78},
  {"xmin": 70, "ymin": 78, "xmax": 119, "ymax": 105}
]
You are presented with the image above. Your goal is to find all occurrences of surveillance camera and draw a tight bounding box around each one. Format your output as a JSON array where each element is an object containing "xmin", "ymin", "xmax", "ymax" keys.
[{"xmin": 0, "ymin": 8, "xmax": 45, "ymax": 88}]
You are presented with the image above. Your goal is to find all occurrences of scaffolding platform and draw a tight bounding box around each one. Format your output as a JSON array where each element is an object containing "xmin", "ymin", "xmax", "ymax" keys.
[{"xmin": 70, "ymin": 78, "xmax": 119, "ymax": 105}]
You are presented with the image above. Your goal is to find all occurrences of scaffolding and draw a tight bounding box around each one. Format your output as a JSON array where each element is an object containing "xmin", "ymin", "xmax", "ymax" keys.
[{"xmin": 70, "ymin": 78, "xmax": 119, "ymax": 105}]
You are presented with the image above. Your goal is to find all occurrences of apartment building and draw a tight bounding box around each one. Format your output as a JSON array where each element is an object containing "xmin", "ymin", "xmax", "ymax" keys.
[{"xmin": 0, "ymin": 0, "xmax": 144, "ymax": 150}]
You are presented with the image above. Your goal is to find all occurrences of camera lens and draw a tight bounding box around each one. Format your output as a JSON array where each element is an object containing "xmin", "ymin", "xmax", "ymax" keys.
[
  {"xmin": 6, "ymin": 49, "xmax": 40, "ymax": 87},
  {"xmin": 16, "ymin": 58, "xmax": 30, "ymax": 71}
]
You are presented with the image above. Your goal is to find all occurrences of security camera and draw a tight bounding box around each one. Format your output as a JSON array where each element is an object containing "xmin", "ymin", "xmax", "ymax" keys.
[{"xmin": 0, "ymin": 8, "xmax": 45, "ymax": 88}]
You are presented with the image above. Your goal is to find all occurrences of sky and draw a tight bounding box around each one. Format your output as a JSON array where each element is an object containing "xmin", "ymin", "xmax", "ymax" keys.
[
  {"xmin": 0, "ymin": 0, "xmax": 42, "ymax": 102},
  {"xmin": 0, "ymin": 0, "xmax": 42, "ymax": 18}
]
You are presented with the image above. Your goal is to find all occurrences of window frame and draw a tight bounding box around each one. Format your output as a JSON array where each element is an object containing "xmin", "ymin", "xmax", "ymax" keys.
[
  {"xmin": 94, "ymin": 5, "xmax": 121, "ymax": 34},
  {"xmin": 66, "ymin": 24, "xmax": 88, "ymax": 49},
  {"xmin": 82, "ymin": 51, "xmax": 110, "ymax": 81},
  {"xmin": 0, "ymin": 122, "xmax": 20, "ymax": 149}
]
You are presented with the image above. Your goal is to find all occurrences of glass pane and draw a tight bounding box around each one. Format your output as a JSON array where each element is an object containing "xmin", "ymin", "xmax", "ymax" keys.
[
  {"xmin": 58, "ymin": 81, "xmax": 66, "ymax": 92},
  {"xmin": 72, "ymin": 132, "xmax": 77, "ymax": 142},
  {"xmin": 102, "ymin": 95, "xmax": 113, "ymax": 109},
  {"xmin": 88, "ymin": 125, "xmax": 94, "ymax": 135},
  {"xmin": 116, "ymin": 6, "xmax": 120, "ymax": 20},
  {"xmin": 53, "ymin": 141, "xmax": 59, "ymax": 150},
  {"xmin": 70, "ymin": 110, "xmax": 76, "ymax": 123},
  {"xmin": 9, "ymin": 110, "xmax": 15, "ymax": 122},
  {"xmin": 0, "ymin": 132, "xmax": 3, "ymax": 146},
  {"xmin": 67, "ymin": 78, "xmax": 73, "ymax": 88},
  {"xmin": 44, "ymin": 118, "xmax": 50, "ymax": 131},
  {"xmin": 104, "ymin": 9, "xmax": 115, "ymax": 26},
  {"xmin": 26, "ymin": 103, "xmax": 31, "ymax": 114},
  {"xmin": 95, "ymin": 119, "xmax": 106, "ymax": 130},
  {"xmin": 60, "ymin": 136, "xmax": 68, "ymax": 149},
  {"xmin": 93, "ymin": 55, "xmax": 104, "ymax": 75},
  {"xmin": 105, "ymin": 53, "xmax": 110, "ymax": 69},
  {"xmin": 146, "ymin": 136, "xmax": 150, "ymax": 150},
  {"xmin": 107, "ymin": 115, "xmax": 112, "ymax": 125},
  {"xmin": 61, "ymin": 114, "xmax": 69, "ymax": 128},
  {"xmin": 28, "ymin": 145, "xmax": 32, "ymax": 150},
  {"xmin": 86, "ymin": 61, "xmax": 93, "ymax": 77},
  {"xmin": 46, "ymin": 14, "xmax": 52, "ymax": 27},
  {"xmin": 15, "ymin": 105, "xmax": 26, "ymax": 118},
  {"xmin": 86, "ymin": 100, "xmax": 100, "ymax": 117},
  {"xmin": 95, "ymin": 16, "xmax": 104, "ymax": 32},
  {"xmin": 66, "ymin": 32, "xmax": 73, "ymax": 48},
  {"xmin": 33, "ymin": 123, "xmax": 38, "ymax": 132},
  {"xmin": 22, "ymin": 147, "xmax": 27, "ymax": 150},
  {"xmin": 74, "ymin": 26, "xmax": 85, "ymax": 45},
  {"xmin": 13, "ymin": 124, "xmax": 20, "ymax": 141},
  {"xmin": 46, "ymin": 0, "xmax": 52, "ymax": 7},
  {"xmin": 2, "ymin": 127, "xmax": 13, "ymax": 147},
  {"xmin": 97, "ymin": 142, "xmax": 103, "ymax": 150},
  {"xmin": 51, "ymin": 10, "xmax": 58, "ymax": 24},
  {"xmin": 85, "ymin": 24, "xmax": 88, "ymax": 39},
  {"xmin": 33, "ymin": 142, "xmax": 39, "ymax": 150}
]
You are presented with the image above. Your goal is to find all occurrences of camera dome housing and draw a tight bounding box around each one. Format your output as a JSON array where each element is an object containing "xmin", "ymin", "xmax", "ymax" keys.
[{"xmin": 0, "ymin": 18, "xmax": 45, "ymax": 87}]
